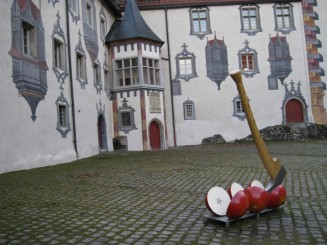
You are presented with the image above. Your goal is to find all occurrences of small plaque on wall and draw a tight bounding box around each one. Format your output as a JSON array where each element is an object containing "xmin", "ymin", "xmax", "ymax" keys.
[{"xmin": 150, "ymin": 92, "xmax": 161, "ymax": 113}]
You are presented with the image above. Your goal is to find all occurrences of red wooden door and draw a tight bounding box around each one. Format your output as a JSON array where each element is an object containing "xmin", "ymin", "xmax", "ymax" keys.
[
  {"xmin": 286, "ymin": 99, "xmax": 304, "ymax": 123},
  {"xmin": 149, "ymin": 121, "xmax": 161, "ymax": 150}
]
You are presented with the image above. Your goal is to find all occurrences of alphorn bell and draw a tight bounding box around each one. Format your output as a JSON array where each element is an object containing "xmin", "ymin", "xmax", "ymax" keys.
[{"xmin": 229, "ymin": 70, "xmax": 286, "ymax": 192}]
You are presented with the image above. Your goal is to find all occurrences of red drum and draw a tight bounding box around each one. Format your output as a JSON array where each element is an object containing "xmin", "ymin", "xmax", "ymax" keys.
[{"xmin": 205, "ymin": 186, "xmax": 231, "ymax": 216}]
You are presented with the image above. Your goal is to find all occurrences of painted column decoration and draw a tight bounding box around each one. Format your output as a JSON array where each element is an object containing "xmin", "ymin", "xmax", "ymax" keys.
[
  {"xmin": 9, "ymin": 0, "xmax": 48, "ymax": 121},
  {"xmin": 205, "ymin": 34, "xmax": 229, "ymax": 90},
  {"xmin": 268, "ymin": 33, "xmax": 292, "ymax": 85}
]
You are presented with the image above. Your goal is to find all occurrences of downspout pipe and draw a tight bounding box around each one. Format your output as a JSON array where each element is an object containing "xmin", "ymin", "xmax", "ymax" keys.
[
  {"xmin": 165, "ymin": 7, "xmax": 177, "ymax": 147},
  {"xmin": 65, "ymin": 0, "xmax": 79, "ymax": 159}
]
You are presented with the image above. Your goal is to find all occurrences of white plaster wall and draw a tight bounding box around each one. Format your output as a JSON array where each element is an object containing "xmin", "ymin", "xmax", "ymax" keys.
[
  {"xmin": 316, "ymin": 0, "xmax": 327, "ymax": 111},
  {"xmin": 115, "ymin": 91, "xmax": 143, "ymax": 151},
  {"xmin": 0, "ymin": 0, "xmax": 116, "ymax": 173},
  {"xmin": 143, "ymin": 3, "xmax": 311, "ymax": 146}
]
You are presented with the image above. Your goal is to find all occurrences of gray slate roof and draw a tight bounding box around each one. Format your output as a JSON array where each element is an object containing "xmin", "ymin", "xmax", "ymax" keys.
[{"xmin": 105, "ymin": 0, "xmax": 164, "ymax": 45}]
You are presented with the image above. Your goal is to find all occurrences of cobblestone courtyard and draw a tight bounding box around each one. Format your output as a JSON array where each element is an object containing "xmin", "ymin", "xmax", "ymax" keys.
[{"xmin": 0, "ymin": 140, "xmax": 326, "ymax": 244}]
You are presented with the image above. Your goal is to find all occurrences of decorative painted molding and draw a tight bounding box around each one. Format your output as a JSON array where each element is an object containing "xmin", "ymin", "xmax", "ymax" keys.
[
  {"xmin": 232, "ymin": 95, "xmax": 247, "ymax": 121},
  {"xmin": 117, "ymin": 98, "xmax": 137, "ymax": 133},
  {"xmin": 48, "ymin": 0, "xmax": 59, "ymax": 7},
  {"xmin": 96, "ymin": 100, "xmax": 105, "ymax": 116},
  {"xmin": 281, "ymin": 80, "xmax": 309, "ymax": 124},
  {"xmin": 52, "ymin": 11, "xmax": 68, "ymax": 85},
  {"xmin": 205, "ymin": 34, "xmax": 229, "ymax": 90},
  {"xmin": 82, "ymin": 0, "xmax": 99, "ymax": 62},
  {"xmin": 9, "ymin": 0, "xmax": 48, "ymax": 122},
  {"xmin": 238, "ymin": 40, "xmax": 260, "ymax": 78},
  {"xmin": 175, "ymin": 43, "xmax": 198, "ymax": 81},
  {"xmin": 69, "ymin": 0, "xmax": 80, "ymax": 24},
  {"xmin": 268, "ymin": 33, "xmax": 292, "ymax": 85},
  {"xmin": 55, "ymin": 91, "xmax": 71, "ymax": 138}
]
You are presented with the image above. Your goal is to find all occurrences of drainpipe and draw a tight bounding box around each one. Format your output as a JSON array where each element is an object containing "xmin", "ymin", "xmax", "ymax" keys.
[
  {"xmin": 165, "ymin": 7, "xmax": 176, "ymax": 147},
  {"xmin": 65, "ymin": 0, "xmax": 79, "ymax": 159}
]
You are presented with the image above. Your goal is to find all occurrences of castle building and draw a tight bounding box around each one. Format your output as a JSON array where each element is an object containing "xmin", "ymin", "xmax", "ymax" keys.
[{"xmin": 0, "ymin": 0, "xmax": 325, "ymax": 173}]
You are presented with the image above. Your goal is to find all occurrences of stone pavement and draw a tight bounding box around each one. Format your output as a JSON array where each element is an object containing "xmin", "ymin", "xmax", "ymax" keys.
[{"xmin": 0, "ymin": 140, "xmax": 326, "ymax": 244}]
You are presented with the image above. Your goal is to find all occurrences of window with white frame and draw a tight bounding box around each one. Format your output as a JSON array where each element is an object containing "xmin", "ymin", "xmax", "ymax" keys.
[
  {"xmin": 183, "ymin": 99, "xmax": 195, "ymax": 120},
  {"xmin": 240, "ymin": 5, "xmax": 262, "ymax": 35},
  {"xmin": 76, "ymin": 52, "xmax": 86, "ymax": 80},
  {"xmin": 190, "ymin": 7, "xmax": 211, "ymax": 39},
  {"xmin": 22, "ymin": 21, "xmax": 36, "ymax": 58},
  {"xmin": 241, "ymin": 54, "xmax": 254, "ymax": 71},
  {"xmin": 274, "ymin": 3, "xmax": 295, "ymax": 34},
  {"xmin": 143, "ymin": 58, "xmax": 160, "ymax": 85},
  {"xmin": 115, "ymin": 58, "xmax": 139, "ymax": 87},
  {"xmin": 54, "ymin": 38, "xmax": 65, "ymax": 70}
]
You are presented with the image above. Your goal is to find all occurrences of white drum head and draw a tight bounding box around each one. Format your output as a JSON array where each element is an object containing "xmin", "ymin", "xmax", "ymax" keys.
[
  {"xmin": 249, "ymin": 180, "xmax": 264, "ymax": 189},
  {"xmin": 229, "ymin": 183, "xmax": 244, "ymax": 198},
  {"xmin": 206, "ymin": 186, "xmax": 231, "ymax": 216}
]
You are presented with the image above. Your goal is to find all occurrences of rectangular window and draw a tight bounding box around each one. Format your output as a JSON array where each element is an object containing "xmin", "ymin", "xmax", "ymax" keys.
[
  {"xmin": 242, "ymin": 7, "xmax": 257, "ymax": 30},
  {"xmin": 143, "ymin": 58, "xmax": 160, "ymax": 85},
  {"xmin": 276, "ymin": 7, "xmax": 290, "ymax": 29},
  {"xmin": 59, "ymin": 105, "xmax": 67, "ymax": 127},
  {"xmin": 104, "ymin": 68, "xmax": 110, "ymax": 90},
  {"xmin": 241, "ymin": 54, "xmax": 254, "ymax": 71},
  {"xmin": 121, "ymin": 112, "xmax": 131, "ymax": 127},
  {"xmin": 86, "ymin": 3, "xmax": 93, "ymax": 27},
  {"xmin": 191, "ymin": 9, "xmax": 208, "ymax": 33},
  {"xmin": 76, "ymin": 52, "xmax": 86, "ymax": 79},
  {"xmin": 54, "ymin": 38, "xmax": 65, "ymax": 70},
  {"xmin": 236, "ymin": 101, "xmax": 245, "ymax": 114},
  {"xmin": 70, "ymin": 0, "xmax": 78, "ymax": 14},
  {"xmin": 100, "ymin": 17, "xmax": 106, "ymax": 40},
  {"xmin": 184, "ymin": 100, "xmax": 195, "ymax": 120},
  {"xmin": 179, "ymin": 58, "xmax": 193, "ymax": 75},
  {"xmin": 115, "ymin": 58, "xmax": 139, "ymax": 87},
  {"xmin": 94, "ymin": 63, "xmax": 101, "ymax": 85},
  {"xmin": 22, "ymin": 21, "xmax": 36, "ymax": 58}
]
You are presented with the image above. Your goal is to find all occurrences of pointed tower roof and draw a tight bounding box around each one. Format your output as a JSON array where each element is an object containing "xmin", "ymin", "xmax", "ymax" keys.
[{"xmin": 106, "ymin": 0, "xmax": 164, "ymax": 46}]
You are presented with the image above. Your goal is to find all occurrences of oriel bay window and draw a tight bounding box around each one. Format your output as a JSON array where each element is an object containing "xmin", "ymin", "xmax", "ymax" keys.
[
  {"xmin": 115, "ymin": 58, "xmax": 161, "ymax": 88},
  {"xmin": 143, "ymin": 58, "xmax": 160, "ymax": 85},
  {"xmin": 115, "ymin": 58, "xmax": 138, "ymax": 87}
]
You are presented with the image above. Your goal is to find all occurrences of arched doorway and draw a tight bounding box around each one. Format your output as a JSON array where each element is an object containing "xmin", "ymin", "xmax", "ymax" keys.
[
  {"xmin": 97, "ymin": 115, "xmax": 108, "ymax": 151},
  {"xmin": 149, "ymin": 121, "xmax": 161, "ymax": 150},
  {"xmin": 286, "ymin": 99, "xmax": 304, "ymax": 123}
]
